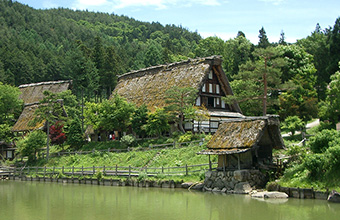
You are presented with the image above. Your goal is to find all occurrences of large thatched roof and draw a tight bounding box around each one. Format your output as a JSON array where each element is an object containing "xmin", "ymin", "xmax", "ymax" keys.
[
  {"xmin": 113, "ymin": 56, "xmax": 241, "ymax": 113},
  {"xmin": 19, "ymin": 80, "xmax": 71, "ymax": 105},
  {"xmin": 12, "ymin": 80, "xmax": 71, "ymax": 132},
  {"xmin": 198, "ymin": 116, "xmax": 285, "ymax": 155}
]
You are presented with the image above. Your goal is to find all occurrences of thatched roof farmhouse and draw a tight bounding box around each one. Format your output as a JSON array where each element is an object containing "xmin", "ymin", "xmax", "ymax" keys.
[
  {"xmin": 114, "ymin": 56, "xmax": 244, "ymax": 133},
  {"xmin": 12, "ymin": 80, "xmax": 71, "ymax": 133},
  {"xmin": 198, "ymin": 116, "xmax": 285, "ymax": 170}
]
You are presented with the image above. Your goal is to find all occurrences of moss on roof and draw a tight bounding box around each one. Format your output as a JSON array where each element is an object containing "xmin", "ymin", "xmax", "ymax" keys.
[
  {"xmin": 12, "ymin": 105, "xmax": 45, "ymax": 132},
  {"xmin": 206, "ymin": 116, "xmax": 285, "ymax": 151},
  {"xmin": 114, "ymin": 60, "xmax": 210, "ymax": 111}
]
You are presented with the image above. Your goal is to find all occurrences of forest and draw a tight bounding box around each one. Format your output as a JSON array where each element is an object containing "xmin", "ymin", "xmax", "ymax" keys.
[
  {"xmin": 1, "ymin": 0, "xmax": 340, "ymax": 126},
  {"xmin": 1, "ymin": 0, "xmax": 340, "ymax": 189}
]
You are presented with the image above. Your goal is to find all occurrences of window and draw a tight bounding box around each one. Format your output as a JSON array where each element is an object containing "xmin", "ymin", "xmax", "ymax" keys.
[
  {"xmin": 208, "ymin": 97, "xmax": 214, "ymax": 107},
  {"xmin": 221, "ymin": 100, "xmax": 226, "ymax": 108},
  {"xmin": 216, "ymin": 98, "xmax": 220, "ymax": 105},
  {"xmin": 202, "ymin": 84, "xmax": 206, "ymax": 92},
  {"xmin": 209, "ymin": 83, "xmax": 213, "ymax": 93},
  {"xmin": 216, "ymin": 84, "xmax": 220, "ymax": 94},
  {"xmin": 208, "ymin": 71, "xmax": 213, "ymax": 79},
  {"xmin": 195, "ymin": 97, "xmax": 201, "ymax": 106}
]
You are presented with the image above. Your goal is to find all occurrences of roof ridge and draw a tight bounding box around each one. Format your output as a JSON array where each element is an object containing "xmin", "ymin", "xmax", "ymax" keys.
[
  {"xmin": 18, "ymin": 80, "xmax": 72, "ymax": 88},
  {"xmin": 118, "ymin": 55, "xmax": 222, "ymax": 80}
]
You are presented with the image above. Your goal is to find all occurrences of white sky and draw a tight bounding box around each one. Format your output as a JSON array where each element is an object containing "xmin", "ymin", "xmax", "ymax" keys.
[{"xmin": 17, "ymin": 0, "xmax": 340, "ymax": 44}]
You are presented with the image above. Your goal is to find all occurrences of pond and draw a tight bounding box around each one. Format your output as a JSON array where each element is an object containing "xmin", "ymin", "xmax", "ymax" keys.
[{"xmin": 0, "ymin": 181, "xmax": 339, "ymax": 220}]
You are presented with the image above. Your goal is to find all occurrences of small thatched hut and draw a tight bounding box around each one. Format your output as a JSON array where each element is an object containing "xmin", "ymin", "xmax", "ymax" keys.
[
  {"xmin": 0, "ymin": 141, "xmax": 15, "ymax": 160},
  {"xmin": 198, "ymin": 116, "xmax": 285, "ymax": 170},
  {"xmin": 114, "ymin": 56, "xmax": 243, "ymax": 133},
  {"xmin": 12, "ymin": 80, "xmax": 71, "ymax": 133}
]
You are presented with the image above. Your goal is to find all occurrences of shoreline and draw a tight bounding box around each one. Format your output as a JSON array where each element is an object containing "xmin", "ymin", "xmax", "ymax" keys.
[{"xmin": 1, "ymin": 174, "xmax": 331, "ymax": 201}]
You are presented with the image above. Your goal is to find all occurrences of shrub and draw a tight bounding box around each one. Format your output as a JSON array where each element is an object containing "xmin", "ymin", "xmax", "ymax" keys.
[
  {"xmin": 178, "ymin": 132, "xmax": 193, "ymax": 143},
  {"xmin": 303, "ymin": 154, "xmax": 326, "ymax": 180},
  {"xmin": 309, "ymin": 129, "xmax": 340, "ymax": 153},
  {"xmin": 120, "ymin": 134, "xmax": 136, "ymax": 148},
  {"xmin": 281, "ymin": 116, "xmax": 305, "ymax": 136}
]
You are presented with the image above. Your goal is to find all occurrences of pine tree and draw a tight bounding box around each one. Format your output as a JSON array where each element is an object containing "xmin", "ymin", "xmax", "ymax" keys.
[{"xmin": 258, "ymin": 27, "xmax": 270, "ymax": 48}]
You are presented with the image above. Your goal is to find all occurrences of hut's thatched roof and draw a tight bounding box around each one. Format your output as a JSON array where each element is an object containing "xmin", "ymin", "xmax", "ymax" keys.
[
  {"xmin": 12, "ymin": 80, "xmax": 71, "ymax": 132},
  {"xmin": 113, "ymin": 56, "xmax": 241, "ymax": 113},
  {"xmin": 198, "ymin": 116, "xmax": 285, "ymax": 155},
  {"xmin": 12, "ymin": 105, "xmax": 45, "ymax": 132},
  {"xmin": 19, "ymin": 80, "xmax": 71, "ymax": 105}
]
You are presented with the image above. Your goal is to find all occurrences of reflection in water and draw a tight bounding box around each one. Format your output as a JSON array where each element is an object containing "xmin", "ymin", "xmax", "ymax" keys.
[{"xmin": 0, "ymin": 181, "xmax": 339, "ymax": 220}]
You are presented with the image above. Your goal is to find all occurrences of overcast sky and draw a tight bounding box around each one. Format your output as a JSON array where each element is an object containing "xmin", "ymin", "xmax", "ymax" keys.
[{"xmin": 16, "ymin": 0, "xmax": 340, "ymax": 44}]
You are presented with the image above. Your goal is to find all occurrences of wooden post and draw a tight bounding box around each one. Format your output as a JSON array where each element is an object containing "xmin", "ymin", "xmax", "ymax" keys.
[
  {"xmin": 53, "ymin": 167, "xmax": 55, "ymax": 176},
  {"xmin": 72, "ymin": 166, "xmax": 74, "ymax": 176},
  {"xmin": 237, "ymin": 154, "xmax": 241, "ymax": 170},
  {"xmin": 185, "ymin": 164, "xmax": 188, "ymax": 176},
  {"xmin": 145, "ymin": 166, "xmax": 147, "ymax": 174},
  {"xmin": 62, "ymin": 166, "xmax": 64, "ymax": 175},
  {"xmin": 162, "ymin": 166, "xmax": 164, "ymax": 173},
  {"xmin": 81, "ymin": 166, "xmax": 84, "ymax": 176},
  {"xmin": 115, "ymin": 165, "xmax": 118, "ymax": 176},
  {"xmin": 128, "ymin": 165, "xmax": 131, "ymax": 178},
  {"xmin": 209, "ymin": 155, "xmax": 212, "ymax": 171},
  {"xmin": 103, "ymin": 165, "xmax": 106, "ymax": 174},
  {"xmin": 223, "ymin": 158, "xmax": 226, "ymax": 176},
  {"xmin": 93, "ymin": 166, "xmax": 95, "ymax": 175},
  {"xmin": 44, "ymin": 166, "xmax": 46, "ymax": 179}
]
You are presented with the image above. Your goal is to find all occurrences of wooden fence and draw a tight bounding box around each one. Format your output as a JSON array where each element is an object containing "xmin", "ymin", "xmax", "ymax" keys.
[
  {"xmin": 2, "ymin": 162, "xmax": 217, "ymax": 179},
  {"xmin": 41, "ymin": 140, "xmax": 204, "ymax": 159}
]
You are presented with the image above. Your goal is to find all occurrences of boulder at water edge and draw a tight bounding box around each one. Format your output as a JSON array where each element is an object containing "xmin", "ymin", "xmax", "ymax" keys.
[{"xmin": 328, "ymin": 190, "xmax": 340, "ymax": 203}]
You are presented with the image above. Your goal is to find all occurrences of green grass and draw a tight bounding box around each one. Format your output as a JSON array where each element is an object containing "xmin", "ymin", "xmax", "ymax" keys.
[{"xmin": 16, "ymin": 133, "xmax": 213, "ymax": 183}]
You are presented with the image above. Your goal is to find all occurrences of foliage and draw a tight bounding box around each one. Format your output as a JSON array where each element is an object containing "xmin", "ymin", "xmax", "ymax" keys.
[
  {"xmin": 17, "ymin": 130, "xmax": 46, "ymax": 162},
  {"xmin": 49, "ymin": 121, "xmax": 66, "ymax": 146},
  {"xmin": 143, "ymin": 108, "xmax": 170, "ymax": 137},
  {"xmin": 224, "ymin": 47, "xmax": 285, "ymax": 116},
  {"xmin": 279, "ymin": 129, "xmax": 340, "ymax": 190},
  {"xmin": 318, "ymin": 63, "xmax": 340, "ymax": 125},
  {"xmin": 131, "ymin": 104, "xmax": 149, "ymax": 138},
  {"xmin": 0, "ymin": 82, "xmax": 22, "ymax": 125},
  {"xmin": 120, "ymin": 134, "xmax": 136, "ymax": 148},
  {"xmin": 308, "ymin": 129, "xmax": 340, "ymax": 153},
  {"xmin": 164, "ymin": 86, "xmax": 197, "ymax": 133},
  {"xmin": 65, "ymin": 117, "xmax": 84, "ymax": 149},
  {"xmin": 178, "ymin": 132, "xmax": 194, "ymax": 143},
  {"xmin": 281, "ymin": 116, "xmax": 305, "ymax": 136},
  {"xmin": 278, "ymin": 45, "xmax": 318, "ymax": 121},
  {"xmin": 0, "ymin": 0, "xmax": 200, "ymax": 93},
  {"xmin": 0, "ymin": 123, "xmax": 13, "ymax": 143},
  {"xmin": 84, "ymin": 94, "xmax": 135, "ymax": 133}
]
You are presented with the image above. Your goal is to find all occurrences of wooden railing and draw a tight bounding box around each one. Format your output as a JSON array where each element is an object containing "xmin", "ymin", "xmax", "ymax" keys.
[{"xmin": 3, "ymin": 162, "xmax": 217, "ymax": 179}]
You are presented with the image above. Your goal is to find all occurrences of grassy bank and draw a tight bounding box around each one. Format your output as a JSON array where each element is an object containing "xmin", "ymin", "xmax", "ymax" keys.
[
  {"xmin": 274, "ymin": 125, "xmax": 340, "ymax": 192},
  {"xmin": 9, "ymin": 133, "xmax": 217, "ymax": 183}
]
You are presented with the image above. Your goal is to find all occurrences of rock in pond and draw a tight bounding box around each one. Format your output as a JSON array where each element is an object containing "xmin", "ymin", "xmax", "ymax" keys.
[
  {"xmin": 251, "ymin": 191, "xmax": 288, "ymax": 199},
  {"xmin": 328, "ymin": 190, "xmax": 340, "ymax": 203}
]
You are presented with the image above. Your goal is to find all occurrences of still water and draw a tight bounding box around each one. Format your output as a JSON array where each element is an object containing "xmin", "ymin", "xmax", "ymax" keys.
[{"xmin": 1, "ymin": 181, "xmax": 339, "ymax": 220}]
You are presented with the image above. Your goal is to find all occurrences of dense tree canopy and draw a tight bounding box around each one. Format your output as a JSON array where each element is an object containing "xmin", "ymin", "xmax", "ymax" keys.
[{"xmin": 1, "ymin": 0, "xmax": 340, "ymax": 136}]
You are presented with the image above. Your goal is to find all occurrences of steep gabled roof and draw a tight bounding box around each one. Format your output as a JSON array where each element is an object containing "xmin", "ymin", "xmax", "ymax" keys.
[
  {"xmin": 19, "ymin": 80, "xmax": 71, "ymax": 105},
  {"xmin": 113, "ymin": 56, "xmax": 241, "ymax": 113},
  {"xmin": 12, "ymin": 80, "xmax": 71, "ymax": 132},
  {"xmin": 198, "ymin": 116, "xmax": 285, "ymax": 155}
]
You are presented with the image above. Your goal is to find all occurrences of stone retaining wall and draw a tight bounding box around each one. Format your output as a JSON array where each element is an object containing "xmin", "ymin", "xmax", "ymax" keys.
[
  {"xmin": 5, "ymin": 175, "xmax": 185, "ymax": 189},
  {"xmin": 203, "ymin": 169, "xmax": 268, "ymax": 194}
]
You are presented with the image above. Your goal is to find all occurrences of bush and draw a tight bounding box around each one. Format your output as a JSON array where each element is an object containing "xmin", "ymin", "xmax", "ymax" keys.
[
  {"xmin": 178, "ymin": 132, "xmax": 193, "ymax": 143},
  {"xmin": 281, "ymin": 116, "xmax": 305, "ymax": 136},
  {"xmin": 17, "ymin": 130, "xmax": 46, "ymax": 162},
  {"xmin": 120, "ymin": 134, "xmax": 136, "ymax": 147},
  {"xmin": 309, "ymin": 129, "xmax": 340, "ymax": 153},
  {"xmin": 303, "ymin": 154, "xmax": 326, "ymax": 180}
]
